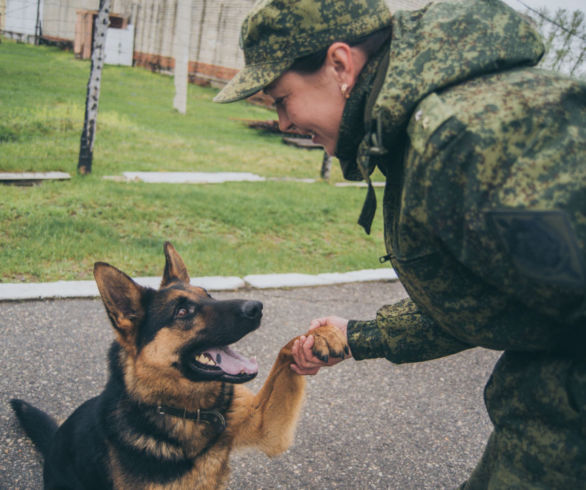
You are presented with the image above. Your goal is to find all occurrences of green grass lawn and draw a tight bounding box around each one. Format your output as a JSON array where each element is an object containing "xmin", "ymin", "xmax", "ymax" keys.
[{"xmin": 0, "ymin": 40, "xmax": 386, "ymax": 282}]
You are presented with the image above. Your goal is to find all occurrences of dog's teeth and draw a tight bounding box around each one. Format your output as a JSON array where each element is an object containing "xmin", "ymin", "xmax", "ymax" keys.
[{"xmin": 195, "ymin": 354, "xmax": 216, "ymax": 366}]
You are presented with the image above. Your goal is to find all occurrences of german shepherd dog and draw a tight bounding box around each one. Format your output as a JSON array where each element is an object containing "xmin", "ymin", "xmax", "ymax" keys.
[{"xmin": 11, "ymin": 242, "xmax": 348, "ymax": 489}]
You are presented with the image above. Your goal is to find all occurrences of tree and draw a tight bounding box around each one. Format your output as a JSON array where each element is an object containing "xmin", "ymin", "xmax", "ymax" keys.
[
  {"xmin": 78, "ymin": 0, "xmax": 111, "ymax": 175},
  {"xmin": 520, "ymin": 3, "xmax": 585, "ymax": 78}
]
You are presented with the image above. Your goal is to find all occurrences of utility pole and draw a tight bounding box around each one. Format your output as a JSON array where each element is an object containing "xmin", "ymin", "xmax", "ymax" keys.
[
  {"xmin": 173, "ymin": 0, "xmax": 193, "ymax": 114},
  {"xmin": 77, "ymin": 0, "xmax": 111, "ymax": 175}
]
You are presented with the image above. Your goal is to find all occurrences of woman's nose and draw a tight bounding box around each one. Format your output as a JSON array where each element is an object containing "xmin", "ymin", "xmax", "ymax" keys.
[{"xmin": 276, "ymin": 108, "xmax": 293, "ymax": 132}]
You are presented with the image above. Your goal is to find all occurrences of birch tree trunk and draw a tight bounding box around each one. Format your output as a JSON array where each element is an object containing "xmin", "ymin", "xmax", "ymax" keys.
[
  {"xmin": 77, "ymin": 0, "xmax": 111, "ymax": 175},
  {"xmin": 173, "ymin": 0, "xmax": 193, "ymax": 114}
]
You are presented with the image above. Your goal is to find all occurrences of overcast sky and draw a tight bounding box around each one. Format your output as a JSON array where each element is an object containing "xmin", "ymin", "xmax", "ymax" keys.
[{"xmin": 503, "ymin": 0, "xmax": 585, "ymax": 14}]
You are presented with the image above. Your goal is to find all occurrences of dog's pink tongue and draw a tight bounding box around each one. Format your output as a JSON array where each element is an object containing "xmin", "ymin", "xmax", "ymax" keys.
[{"xmin": 206, "ymin": 346, "xmax": 258, "ymax": 375}]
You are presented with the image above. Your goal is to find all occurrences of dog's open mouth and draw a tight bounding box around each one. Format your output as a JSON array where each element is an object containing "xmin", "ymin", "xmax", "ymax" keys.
[{"xmin": 187, "ymin": 345, "xmax": 258, "ymax": 383}]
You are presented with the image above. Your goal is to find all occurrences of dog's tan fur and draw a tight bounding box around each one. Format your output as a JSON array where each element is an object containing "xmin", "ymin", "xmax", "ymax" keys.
[{"xmin": 91, "ymin": 243, "xmax": 348, "ymax": 489}]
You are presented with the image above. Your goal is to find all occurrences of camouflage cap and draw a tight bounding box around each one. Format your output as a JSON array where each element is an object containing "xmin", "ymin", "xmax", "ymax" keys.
[{"xmin": 213, "ymin": 0, "xmax": 392, "ymax": 103}]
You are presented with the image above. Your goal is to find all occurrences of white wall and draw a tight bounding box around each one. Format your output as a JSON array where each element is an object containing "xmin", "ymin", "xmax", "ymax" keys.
[{"xmin": 5, "ymin": 0, "xmax": 40, "ymax": 35}]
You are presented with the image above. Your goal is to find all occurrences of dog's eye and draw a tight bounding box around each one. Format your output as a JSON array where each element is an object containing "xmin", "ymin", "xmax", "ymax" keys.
[
  {"xmin": 176, "ymin": 307, "xmax": 189, "ymax": 318},
  {"xmin": 175, "ymin": 303, "xmax": 199, "ymax": 320}
]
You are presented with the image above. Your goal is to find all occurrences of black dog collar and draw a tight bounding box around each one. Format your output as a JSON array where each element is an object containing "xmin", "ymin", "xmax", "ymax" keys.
[{"xmin": 156, "ymin": 404, "xmax": 226, "ymax": 434}]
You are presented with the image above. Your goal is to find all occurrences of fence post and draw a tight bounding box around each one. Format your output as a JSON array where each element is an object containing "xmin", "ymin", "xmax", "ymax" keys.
[{"xmin": 173, "ymin": 0, "xmax": 193, "ymax": 114}]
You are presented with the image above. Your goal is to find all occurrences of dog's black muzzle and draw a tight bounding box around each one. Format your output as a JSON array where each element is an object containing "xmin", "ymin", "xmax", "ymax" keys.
[{"xmin": 180, "ymin": 299, "xmax": 263, "ymax": 383}]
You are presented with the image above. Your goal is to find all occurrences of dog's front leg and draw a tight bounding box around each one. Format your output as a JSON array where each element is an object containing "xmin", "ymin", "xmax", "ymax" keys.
[{"xmin": 230, "ymin": 325, "xmax": 348, "ymax": 456}]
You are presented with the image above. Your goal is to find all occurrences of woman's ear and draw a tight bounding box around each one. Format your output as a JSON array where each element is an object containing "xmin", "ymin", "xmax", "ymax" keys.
[{"xmin": 326, "ymin": 42, "xmax": 367, "ymax": 90}]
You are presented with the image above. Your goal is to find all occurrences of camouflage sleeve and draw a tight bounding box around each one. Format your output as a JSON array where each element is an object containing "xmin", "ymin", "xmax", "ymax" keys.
[{"xmin": 347, "ymin": 298, "xmax": 471, "ymax": 363}]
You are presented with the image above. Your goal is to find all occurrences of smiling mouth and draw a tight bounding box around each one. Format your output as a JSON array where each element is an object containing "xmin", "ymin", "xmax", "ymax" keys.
[{"xmin": 187, "ymin": 345, "xmax": 258, "ymax": 383}]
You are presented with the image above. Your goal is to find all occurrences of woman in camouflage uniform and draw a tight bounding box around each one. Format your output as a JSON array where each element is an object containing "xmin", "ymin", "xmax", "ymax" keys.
[{"xmin": 214, "ymin": 0, "xmax": 586, "ymax": 487}]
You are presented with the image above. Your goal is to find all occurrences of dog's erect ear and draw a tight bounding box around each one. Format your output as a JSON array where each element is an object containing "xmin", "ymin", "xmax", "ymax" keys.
[
  {"xmin": 161, "ymin": 242, "xmax": 190, "ymax": 288},
  {"xmin": 94, "ymin": 262, "xmax": 146, "ymax": 350}
]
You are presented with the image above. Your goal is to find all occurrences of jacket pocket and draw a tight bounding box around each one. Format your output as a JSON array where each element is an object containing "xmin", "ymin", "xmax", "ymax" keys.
[{"xmin": 407, "ymin": 92, "xmax": 466, "ymax": 160}]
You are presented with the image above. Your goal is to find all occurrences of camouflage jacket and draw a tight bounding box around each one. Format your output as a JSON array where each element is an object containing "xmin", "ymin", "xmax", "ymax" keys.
[{"xmin": 343, "ymin": 0, "xmax": 586, "ymax": 363}]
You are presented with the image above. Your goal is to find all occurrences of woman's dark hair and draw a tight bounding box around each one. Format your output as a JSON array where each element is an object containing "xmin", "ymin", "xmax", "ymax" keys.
[{"xmin": 290, "ymin": 26, "xmax": 392, "ymax": 73}]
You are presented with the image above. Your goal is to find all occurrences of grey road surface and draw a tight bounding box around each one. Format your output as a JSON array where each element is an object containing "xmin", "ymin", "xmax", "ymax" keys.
[{"xmin": 1, "ymin": 281, "xmax": 500, "ymax": 489}]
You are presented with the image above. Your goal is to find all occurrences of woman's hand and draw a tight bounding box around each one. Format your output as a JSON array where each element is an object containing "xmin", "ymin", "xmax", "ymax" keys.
[{"xmin": 290, "ymin": 316, "xmax": 352, "ymax": 375}]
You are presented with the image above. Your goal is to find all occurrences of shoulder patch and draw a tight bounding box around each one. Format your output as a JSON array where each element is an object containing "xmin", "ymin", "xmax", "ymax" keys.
[{"xmin": 486, "ymin": 209, "xmax": 585, "ymax": 290}]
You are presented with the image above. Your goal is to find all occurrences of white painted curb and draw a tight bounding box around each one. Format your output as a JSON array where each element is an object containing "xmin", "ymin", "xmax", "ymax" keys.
[
  {"xmin": 0, "ymin": 269, "xmax": 397, "ymax": 301},
  {"xmin": 244, "ymin": 269, "xmax": 397, "ymax": 289}
]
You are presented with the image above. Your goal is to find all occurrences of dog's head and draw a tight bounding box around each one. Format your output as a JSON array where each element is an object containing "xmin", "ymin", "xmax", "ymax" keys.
[{"xmin": 93, "ymin": 242, "xmax": 262, "ymax": 391}]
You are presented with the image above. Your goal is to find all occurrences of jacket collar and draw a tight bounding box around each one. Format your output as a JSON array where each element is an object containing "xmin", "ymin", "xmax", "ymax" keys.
[{"xmin": 335, "ymin": 44, "xmax": 388, "ymax": 181}]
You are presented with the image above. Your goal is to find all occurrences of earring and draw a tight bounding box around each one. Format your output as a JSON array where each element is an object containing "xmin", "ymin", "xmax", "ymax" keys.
[{"xmin": 340, "ymin": 83, "xmax": 350, "ymax": 99}]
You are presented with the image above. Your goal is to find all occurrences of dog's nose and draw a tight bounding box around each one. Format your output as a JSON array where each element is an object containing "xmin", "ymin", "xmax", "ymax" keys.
[{"xmin": 241, "ymin": 301, "xmax": 263, "ymax": 320}]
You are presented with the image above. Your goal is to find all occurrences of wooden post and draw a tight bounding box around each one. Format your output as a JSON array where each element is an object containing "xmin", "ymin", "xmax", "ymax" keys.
[
  {"xmin": 320, "ymin": 151, "xmax": 332, "ymax": 180},
  {"xmin": 77, "ymin": 0, "xmax": 111, "ymax": 175},
  {"xmin": 34, "ymin": 0, "xmax": 42, "ymax": 45}
]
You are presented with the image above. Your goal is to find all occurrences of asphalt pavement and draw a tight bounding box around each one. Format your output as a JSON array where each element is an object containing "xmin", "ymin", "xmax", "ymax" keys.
[{"xmin": 1, "ymin": 280, "xmax": 501, "ymax": 489}]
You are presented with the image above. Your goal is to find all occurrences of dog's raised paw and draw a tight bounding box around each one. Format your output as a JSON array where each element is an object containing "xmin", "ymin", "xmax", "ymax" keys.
[{"xmin": 310, "ymin": 325, "xmax": 349, "ymax": 362}]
